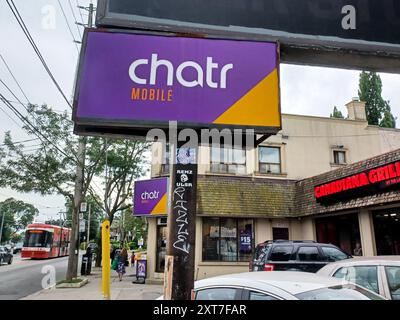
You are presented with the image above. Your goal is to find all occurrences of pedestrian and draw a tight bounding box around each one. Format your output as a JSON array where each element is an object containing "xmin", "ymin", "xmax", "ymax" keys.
[
  {"xmin": 117, "ymin": 248, "xmax": 128, "ymax": 281},
  {"xmin": 110, "ymin": 247, "xmax": 117, "ymax": 265},
  {"xmin": 130, "ymin": 250, "xmax": 135, "ymax": 268}
]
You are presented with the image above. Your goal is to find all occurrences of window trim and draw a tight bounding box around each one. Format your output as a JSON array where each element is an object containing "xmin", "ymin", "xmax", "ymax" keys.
[
  {"xmin": 258, "ymin": 146, "xmax": 282, "ymax": 174},
  {"xmin": 331, "ymin": 149, "xmax": 348, "ymax": 166}
]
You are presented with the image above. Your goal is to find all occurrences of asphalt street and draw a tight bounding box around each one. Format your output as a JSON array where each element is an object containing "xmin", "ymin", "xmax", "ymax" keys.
[{"xmin": 0, "ymin": 253, "xmax": 81, "ymax": 300}]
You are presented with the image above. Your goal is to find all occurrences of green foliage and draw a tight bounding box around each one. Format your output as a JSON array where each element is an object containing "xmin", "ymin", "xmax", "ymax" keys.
[
  {"xmin": 380, "ymin": 107, "xmax": 397, "ymax": 128},
  {"xmin": 0, "ymin": 104, "xmax": 109, "ymax": 203},
  {"xmin": 0, "ymin": 198, "xmax": 38, "ymax": 244},
  {"xmin": 330, "ymin": 106, "xmax": 344, "ymax": 119},
  {"xmin": 358, "ymin": 71, "xmax": 396, "ymax": 128}
]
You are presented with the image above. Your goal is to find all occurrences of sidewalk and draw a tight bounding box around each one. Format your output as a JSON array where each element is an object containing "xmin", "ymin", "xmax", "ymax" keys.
[{"xmin": 21, "ymin": 267, "xmax": 163, "ymax": 300}]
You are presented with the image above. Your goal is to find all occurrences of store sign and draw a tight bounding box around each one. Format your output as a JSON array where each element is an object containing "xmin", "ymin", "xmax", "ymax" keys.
[
  {"xmin": 239, "ymin": 231, "xmax": 252, "ymax": 252},
  {"xmin": 96, "ymin": 0, "xmax": 400, "ymax": 71},
  {"xmin": 315, "ymin": 160, "xmax": 400, "ymax": 204},
  {"xmin": 133, "ymin": 178, "xmax": 169, "ymax": 216},
  {"xmin": 73, "ymin": 29, "xmax": 281, "ymax": 136}
]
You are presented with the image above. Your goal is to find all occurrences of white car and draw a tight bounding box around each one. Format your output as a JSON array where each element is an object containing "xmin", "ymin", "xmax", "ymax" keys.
[
  {"xmin": 317, "ymin": 256, "xmax": 400, "ymax": 300},
  {"xmin": 191, "ymin": 271, "xmax": 385, "ymax": 300}
]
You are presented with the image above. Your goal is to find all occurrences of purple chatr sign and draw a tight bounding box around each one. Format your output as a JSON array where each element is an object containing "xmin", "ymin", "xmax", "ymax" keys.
[
  {"xmin": 133, "ymin": 178, "xmax": 168, "ymax": 216},
  {"xmin": 73, "ymin": 29, "xmax": 281, "ymax": 134}
]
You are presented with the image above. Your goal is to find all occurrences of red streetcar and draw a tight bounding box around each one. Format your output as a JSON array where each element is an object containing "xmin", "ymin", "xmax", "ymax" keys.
[{"xmin": 21, "ymin": 223, "xmax": 71, "ymax": 259}]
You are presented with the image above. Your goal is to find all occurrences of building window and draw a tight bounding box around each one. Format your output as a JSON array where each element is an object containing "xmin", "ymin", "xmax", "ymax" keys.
[
  {"xmin": 210, "ymin": 147, "xmax": 246, "ymax": 174},
  {"xmin": 161, "ymin": 143, "xmax": 170, "ymax": 174},
  {"xmin": 259, "ymin": 146, "xmax": 281, "ymax": 174},
  {"xmin": 202, "ymin": 217, "xmax": 254, "ymax": 262},
  {"xmin": 333, "ymin": 150, "xmax": 346, "ymax": 165}
]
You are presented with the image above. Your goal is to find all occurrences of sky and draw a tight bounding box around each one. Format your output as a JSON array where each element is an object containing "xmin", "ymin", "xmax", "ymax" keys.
[{"xmin": 0, "ymin": 0, "xmax": 400, "ymax": 222}]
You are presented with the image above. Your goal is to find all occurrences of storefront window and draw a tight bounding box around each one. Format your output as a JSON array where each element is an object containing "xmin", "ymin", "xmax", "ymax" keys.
[{"xmin": 202, "ymin": 217, "xmax": 254, "ymax": 262}]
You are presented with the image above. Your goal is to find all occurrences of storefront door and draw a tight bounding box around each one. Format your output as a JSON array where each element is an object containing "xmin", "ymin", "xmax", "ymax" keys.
[
  {"xmin": 315, "ymin": 213, "xmax": 361, "ymax": 256},
  {"xmin": 373, "ymin": 210, "xmax": 400, "ymax": 255},
  {"xmin": 156, "ymin": 224, "xmax": 167, "ymax": 272}
]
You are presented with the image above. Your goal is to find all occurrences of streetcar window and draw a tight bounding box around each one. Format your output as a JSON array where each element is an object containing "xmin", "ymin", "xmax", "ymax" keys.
[{"xmin": 24, "ymin": 230, "xmax": 53, "ymax": 248}]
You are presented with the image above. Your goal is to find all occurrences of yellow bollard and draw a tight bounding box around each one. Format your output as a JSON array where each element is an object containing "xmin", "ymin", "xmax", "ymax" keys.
[{"xmin": 101, "ymin": 220, "xmax": 111, "ymax": 300}]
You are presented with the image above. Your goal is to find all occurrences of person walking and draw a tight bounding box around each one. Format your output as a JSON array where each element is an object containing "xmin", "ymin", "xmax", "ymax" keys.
[{"xmin": 116, "ymin": 248, "xmax": 128, "ymax": 281}]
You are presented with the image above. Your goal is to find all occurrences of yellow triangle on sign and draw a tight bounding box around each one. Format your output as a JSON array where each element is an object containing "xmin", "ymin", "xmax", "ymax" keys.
[
  {"xmin": 213, "ymin": 69, "xmax": 281, "ymax": 127},
  {"xmin": 150, "ymin": 193, "xmax": 168, "ymax": 215}
]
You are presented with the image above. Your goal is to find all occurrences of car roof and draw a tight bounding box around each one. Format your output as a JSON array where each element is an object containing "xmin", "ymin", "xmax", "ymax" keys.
[
  {"xmin": 318, "ymin": 256, "xmax": 400, "ymax": 275},
  {"xmin": 195, "ymin": 271, "xmax": 349, "ymax": 296}
]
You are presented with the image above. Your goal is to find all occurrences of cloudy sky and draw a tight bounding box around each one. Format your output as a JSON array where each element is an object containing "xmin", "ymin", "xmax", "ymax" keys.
[{"xmin": 1, "ymin": 0, "xmax": 400, "ymax": 221}]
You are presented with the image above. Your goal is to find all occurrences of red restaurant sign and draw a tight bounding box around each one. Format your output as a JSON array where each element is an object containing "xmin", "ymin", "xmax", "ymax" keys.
[{"xmin": 315, "ymin": 160, "xmax": 400, "ymax": 203}]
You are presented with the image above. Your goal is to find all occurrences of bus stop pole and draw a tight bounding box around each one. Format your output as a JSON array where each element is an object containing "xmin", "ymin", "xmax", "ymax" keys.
[{"xmin": 101, "ymin": 220, "xmax": 111, "ymax": 300}]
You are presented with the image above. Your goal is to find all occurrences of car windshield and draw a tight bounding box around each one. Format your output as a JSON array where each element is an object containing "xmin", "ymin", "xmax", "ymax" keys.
[{"xmin": 295, "ymin": 284, "xmax": 385, "ymax": 300}]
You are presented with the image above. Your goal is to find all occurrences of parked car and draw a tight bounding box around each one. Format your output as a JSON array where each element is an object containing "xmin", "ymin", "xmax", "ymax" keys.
[
  {"xmin": 13, "ymin": 242, "xmax": 23, "ymax": 254},
  {"xmin": 192, "ymin": 271, "xmax": 385, "ymax": 300},
  {"xmin": 250, "ymin": 240, "xmax": 352, "ymax": 273},
  {"xmin": 0, "ymin": 246, "xmax": 13, "ymax": 265},
  {"xmin": 317, "ymin": 256, "xmax": 400, "ymax": 300}
]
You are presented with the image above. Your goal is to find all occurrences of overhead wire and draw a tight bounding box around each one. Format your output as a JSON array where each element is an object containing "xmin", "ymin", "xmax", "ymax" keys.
[
  {"xmin": 6, "ymin": 0, "xmax": 73, "ymax": 110},
  {"xmin": 67, "ymin": 0, "xmax": 83, "ymax": 39},
  {"xmin": 0, "ymin": 53, "xmax": 30, "ymax": 103},
  {"xmin": 57, "ymin": 0, "xmax": 81, "ymax": 52}
]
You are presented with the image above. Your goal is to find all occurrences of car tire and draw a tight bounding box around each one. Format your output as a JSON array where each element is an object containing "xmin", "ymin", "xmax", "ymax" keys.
[{"xmin": 8, "ymin": 257, "xmax": 13, "ymax": 265}]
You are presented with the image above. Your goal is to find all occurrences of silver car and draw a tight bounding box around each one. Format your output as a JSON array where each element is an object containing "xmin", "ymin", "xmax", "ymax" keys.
[
  {"xmin": 317, "ymin": 256, "xmax": 400, "ymax": 300},
  {"xmin": 192, "ymin": 271, "xmax": 385, "ymax": 300}
]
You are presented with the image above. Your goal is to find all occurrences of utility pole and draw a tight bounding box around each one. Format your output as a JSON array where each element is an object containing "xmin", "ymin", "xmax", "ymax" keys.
[
  {"xmin": 163, "ymin": 136, "xmax": 198, "ymax": 300},
  {"xmin": 0, "ymin": 208, "xmax": 5, "ymax": 245},
  {"xmin": 66, "ymin": 2, "xmax": 94, "ymax": 281},
  {"xmin": 87, "ymin": 203, "xmax": 91, "ymax": 245}
]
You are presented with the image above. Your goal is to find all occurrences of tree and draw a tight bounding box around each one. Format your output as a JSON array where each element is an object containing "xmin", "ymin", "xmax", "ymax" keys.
[
  {"xmin": 87, "ymin": 138, "xmax": 150, "ymax": 266},
  {"xmin": 380, "ymin": 104, "xmax": 397, "ymax": 128},
  {"xmin": 358, "ymin": 71, "xmax": 396, "ymax": 128},
  {"xmin": 0, "ymin": 198, "xmax": 38, "ymax": 244},
  {"xmin": 64, "ymin": 195, "xmax": 103, "ymax": 243},
  {"xmin": 0, "ymin": 104, "xmax": 107, "ymax": 279},
  {"xmin": 0, "ymin": 104, "xmax": 149, "ymax": 275},
  {"xmin": 330, "ymin": 106, "xmax": 344, "ymax": 119}
]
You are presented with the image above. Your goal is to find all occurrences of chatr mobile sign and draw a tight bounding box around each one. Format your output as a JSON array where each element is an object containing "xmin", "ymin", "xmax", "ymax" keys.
[
  {"xmin": 73, "ymin": 29, "xmax": 281, "ymax": 136},
  {"xmin": 133, "ymin": 178, "xmax": 169, "ymax": 216}
]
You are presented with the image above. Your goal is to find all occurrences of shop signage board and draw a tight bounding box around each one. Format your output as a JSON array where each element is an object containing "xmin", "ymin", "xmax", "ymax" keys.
[
  {"xmin": 133, "ymin": 178, "xmax": 169, "ymax": 216},
  {"xmin": 315, "ymin": 160, "xmax": 400, "ymax": 204},
  {"xmin": 96, "ymin": 0, "xmax": 400, "ymax": 72},
  {"xmin": 73, "ymin": 29, "xmax": 281, "ymax": 136},
  {"xmin": 239, "ymin": 231, "xmax": 252, "ymax": 252}
]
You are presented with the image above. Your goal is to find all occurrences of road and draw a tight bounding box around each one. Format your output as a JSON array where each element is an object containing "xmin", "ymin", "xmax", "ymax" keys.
[{"xmin": 0, "ymin": 253, "xmax": 82, "ymax": 300}]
